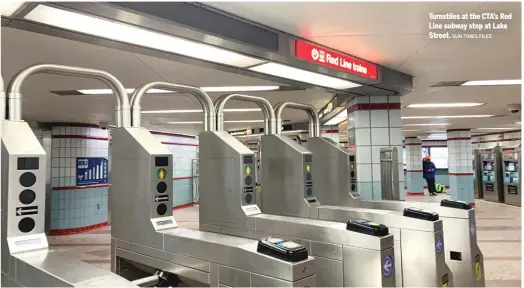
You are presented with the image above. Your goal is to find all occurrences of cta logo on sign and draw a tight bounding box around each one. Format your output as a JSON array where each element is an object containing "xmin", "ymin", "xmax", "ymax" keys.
[
  {"xmin": 383, "ymin": 256, "xmax": 393, "ymax": 278},
  {"xmin": 436, "ymin": 236, "xmax": 444, "ymax": 253},
  {"xmin": 295, "ymin": 40, "xmax": 378, "ymax": 80}
]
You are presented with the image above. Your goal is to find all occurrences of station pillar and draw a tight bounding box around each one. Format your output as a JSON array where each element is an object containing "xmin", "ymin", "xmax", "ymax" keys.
[
  {"xmin": 447, "ymin": 129, "xmax": 475, "ymax": 205},
  {"xmin": 405, "ymin": 137, "xmax": 425, "ymax": 196},
  {"xmin": 347, "ymin": 95, "xmax": 404, "ymax": 200}
]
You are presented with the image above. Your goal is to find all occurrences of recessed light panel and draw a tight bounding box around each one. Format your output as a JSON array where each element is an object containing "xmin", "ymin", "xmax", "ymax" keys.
[
  {"xmin": 249, "ymin": 62, "xmax": 361, "ymax": 90},
  {"xmin": 462, "ymin": 80, "xmax": 521, "ymax": 86},
  {"xmin": 24, "ymin": 5, "xmax": 265, "ymax": 68},
  {"xmin": 407, "ymin": 103, "xmax": 484, "ymax": 108}
]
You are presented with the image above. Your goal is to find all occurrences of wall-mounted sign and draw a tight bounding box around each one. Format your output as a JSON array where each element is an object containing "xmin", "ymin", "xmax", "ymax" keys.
[
  {"xmin": 76, "ymin": 157, "xmax": 108, "ymax": 186},
  {"xmin": 295, "ymin": 40, "xmax": 378, "ymax": 80}
]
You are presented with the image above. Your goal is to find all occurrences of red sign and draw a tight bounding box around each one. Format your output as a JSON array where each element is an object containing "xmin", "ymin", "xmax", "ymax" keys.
[{"xmin": 295, "ymin": 40, "xmax": 378, "ymax": 80}]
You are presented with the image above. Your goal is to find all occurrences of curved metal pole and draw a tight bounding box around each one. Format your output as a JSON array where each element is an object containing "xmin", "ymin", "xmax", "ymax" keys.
[
  {"xmin": 130, "ymin": 82, "xmax": 215, "ymax": 131},
  {"xmin": 274, "ymin": 102, "xmax": 320, "ymax": 137},
  {"xmin": 7, "ymin": 64, "xmax": 130, "ymax": 127},
  {"xmin": 214, "ymin": 94, "xmax": 276, "ymax": 135}
]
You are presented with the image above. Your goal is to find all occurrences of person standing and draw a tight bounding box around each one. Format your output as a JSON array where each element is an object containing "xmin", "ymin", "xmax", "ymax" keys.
[{"xmin": 423, "ymin": 155, "xmax": 437, "ymax": 196}]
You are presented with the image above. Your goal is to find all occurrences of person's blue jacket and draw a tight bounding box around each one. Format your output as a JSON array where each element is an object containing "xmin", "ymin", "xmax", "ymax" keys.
[{"xmin": 423, "ymin": 161, "xmax": 436, "ymax": 179}]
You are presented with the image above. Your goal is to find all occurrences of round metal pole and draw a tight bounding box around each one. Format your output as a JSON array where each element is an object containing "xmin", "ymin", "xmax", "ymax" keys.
[
  {"xmin": 214, "ymin": 94, "xmax": 276, "ymax": 134},
  {"xmin": 7, "ymin": 64, "xmax": 130, "ymax": 127},
  {"xmin": 130, "ymin": 82, "xmax": 215, "ymax": 131},
  {"xmin": 274, "ymin": 102, "xmax": 320, "ymax": 137}
]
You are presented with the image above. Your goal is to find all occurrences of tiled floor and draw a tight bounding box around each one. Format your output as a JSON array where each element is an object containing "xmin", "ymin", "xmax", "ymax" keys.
[{"xmin": 49, "ymin": 196, "xmax": 521, "ymax": 287}]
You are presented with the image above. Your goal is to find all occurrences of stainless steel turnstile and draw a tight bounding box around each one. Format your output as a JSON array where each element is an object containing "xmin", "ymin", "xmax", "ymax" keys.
[
  {"xmin": 502, "ymin": 147, "xmax": 521, "ymax": 206},
  {"xmin": 308, "ymin": 129, "xmax": 485, "ymax": 287},
  {"xmin": 1, "ymin": 66, "xmax": 139, "ymax": 287},
  {"xmin": 111, "ymin": 83, "xmax": 316, "ymax": 287},
  {"xmin": 473, "ymin": 150, "xmax": 483, "ymax": 199},
  {"xmin": 267, "ymin": 102, "xmax": 449, "ymax": 287},
  {"xmin": 199, "ymin": 95, "xmax": 396, "ymax": 287},
  {"xmin": 478, "ymin": 147, "xmax": 504, "ymax": 203}
]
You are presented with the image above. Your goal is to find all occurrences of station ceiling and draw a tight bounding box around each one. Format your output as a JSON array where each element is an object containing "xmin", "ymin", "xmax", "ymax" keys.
[{"xmin": 1, "ymin": 2, "xmax": 521, "ymax": 136}]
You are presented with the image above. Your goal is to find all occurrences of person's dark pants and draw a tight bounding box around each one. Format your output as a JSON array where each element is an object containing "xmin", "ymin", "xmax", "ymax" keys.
[{"xmin": 425, "ymin": 178, "xmax": 436, "ymax": 195}]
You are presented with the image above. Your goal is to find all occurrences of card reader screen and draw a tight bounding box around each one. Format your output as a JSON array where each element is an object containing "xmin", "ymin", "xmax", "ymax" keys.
[
  {"xmin": 17, "ymin": 157, "xmax": 39, "ymax": 170},
  {"xmin": 155, "ymin": 157, "xmax": 169, "ymax": 167}
]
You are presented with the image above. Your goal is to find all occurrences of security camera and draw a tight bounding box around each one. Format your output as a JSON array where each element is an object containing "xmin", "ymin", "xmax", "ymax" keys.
[
  {"xmin": 507, "ymin": 104, "xmax": 521, "ymax": 114},
  {"xmin": 99, "ymin": 121, "xmax": 109, "ymax": 130}
]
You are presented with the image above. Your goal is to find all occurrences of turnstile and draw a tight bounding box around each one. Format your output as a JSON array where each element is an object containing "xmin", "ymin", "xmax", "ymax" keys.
[
  {"xmin": 473, "ymin": 150, "xmax": 483, "ymax": 199},
  {"xmin": 111, "ymin": 82, "xmax": 316, "ymax": 287},
  {"xmin": 502, "ymin": 147, "xmax": 521, "ymax": 206},
  {"xmin": 1, "ymin": 66, "xmax": 140, "ymax": 287},
  {"xmin": 199, "ymin": 95, "xmax": 396, "ymax": 287},
  {"xmin": 478, "ymin": 147, "xmax": 504, "ymax": 203},
  {"xmin": 266, "ymin": 102, "xmax": 449, "ymax": 287},
  {"xmin": 309, "ymin": 132, "xmax": 485, "ymax": 287}
]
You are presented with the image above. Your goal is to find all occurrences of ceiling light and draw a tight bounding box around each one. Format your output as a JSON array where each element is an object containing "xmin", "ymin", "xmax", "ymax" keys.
[
  {"xmin": 407, "ymin": 103, "xmax": 484, "ymax": 108},
  {"xmin": 0, "ymin": 1, "xmax": 25, "ymax": 17},
  {"xmin": 142, "ymin": 109, "xmax": 202, "ymax": 114},
  {"xmin": 476, "ymin": 128, "xmax": 517, "ymax": 130},
  {"xmin": 166, "ymin": 121, "xmax": 203, "ymax": 124},
  {"xmin": 402, "ymin": 115, "xmax": 494, "ymax": 119},
  {"xmin": 224, "ymin": 120, "xmax": 264, "ymax": 123},
  {"xmin": 201, "ymin": 86, "xmax": 279, "ymax": 92},
  {"xmin": 461, "ymin": 80, "xmax": 521, "ymax": 86},
  {"xmin": 142, "ymin": 108, "xmax": 261, "ymax": 114},
  {"xmin": 24, "ymin": 5, "xmax": 265, "ymax": 68},
  {"xmin": 402, "ymin": 129, "xmax": 420, "ymax": 132},
  {"xmin": 249, "ymin": 62, "xmax": 361, "ymax": 90},
  {"xmin": 77, "ymin": 86, "xmax": 281, "ymax": 95},
  {"xmin": 323, "ymin": 109, "xmax": 347, "ymax": 126},
  {"xmin": 404, "ymin": 123, "xmax": 450, "ymax": 126},
  {"xmin": 166, "ymin": 120, "xmax": 265, "ymax": 125}
]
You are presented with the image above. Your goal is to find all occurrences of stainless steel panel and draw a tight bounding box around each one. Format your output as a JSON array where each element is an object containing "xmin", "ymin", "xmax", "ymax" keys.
[
  {"xmin": 343, "ymin": 246, "xmax": 396, "ymax": 287},
  {"xmin": 261, "ymin": 134, "xmax": 314, "ymax": 218},
  {"xmin": 115, "ymin": 248, "xmax": 210, "ymax": 285},
  {"xmin": 217, "ymin": 265, "xmax": 251, "ymax": 287},
  {"xmin": 380, "ymin": 147, "xmax": 399, "ymax": 200},
  {"xmin": 312, "ymin": 257, "xmax": 343, "ymax": 287},
  {"xmin": 250, "ymin": 274, "xmax": 316, "ymax": 287},
  {"xmin": 309, "ymin": 241, "xmax": 343, "ymax": 261}
]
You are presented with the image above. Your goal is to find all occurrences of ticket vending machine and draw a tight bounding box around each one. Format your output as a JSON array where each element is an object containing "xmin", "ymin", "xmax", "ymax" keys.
[
  {"xmin": 479, "ymin": 147, "xmax": 504, "ymax": 203},
  {"xmin": 1, "ymin": 66, "xmax": 143, "ymax": 287},
  {"xmin": 473, "ymin": 150, "xmax": 483, "ymax": 199},
  {"xmin": 502, "ymin": 147, "xmax": 520, "ymax": 206}
]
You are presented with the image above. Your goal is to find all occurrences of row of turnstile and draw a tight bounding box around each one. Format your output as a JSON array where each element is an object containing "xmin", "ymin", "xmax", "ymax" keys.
[
  {"xmin": 473, "ymin": 147, "xmax": 521, "ymax": 206},
  {"xmin": 1, "ymin": 64, "xmax": 484, "ymax": 287}
]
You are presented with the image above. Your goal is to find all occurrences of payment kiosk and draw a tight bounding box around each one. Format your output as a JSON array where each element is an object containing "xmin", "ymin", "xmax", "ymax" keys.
[
  {"xmin": 271, "ymin": 102, "xmax": 450, "ymax": 287},
  {"xmin": 1, "ymin": 65, "xmax": 141, "ymax": 287},
  {"xmin": 200, "ymin": 94, "xmax": 396, "ymax": 287},
  {"xmin": 502, "ymin": 147, "xmax": 521, "ymax": 206},
  {"xmin": 110, "ymin": 82, "xmax": 316, "ymax": 287},
  {"xmin": 479, "ymin": 147, "xmax": 504, "ymax": 203}
]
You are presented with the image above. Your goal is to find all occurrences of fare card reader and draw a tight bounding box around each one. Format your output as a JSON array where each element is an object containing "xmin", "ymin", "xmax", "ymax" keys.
[
  {"xmin": 403, "ymin": 207, "xmax": 440, "ymax": 221},
  {"xmin": 346, "ymin": 219, "xmax": 389, "ymax": 237},
  {"xmin": 441, "ymin": 199, "xmax": 472, "ymax": 210},
  {"xmin": 257, "ymin": 237, "xmax": 309, "ymax": 262}
]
